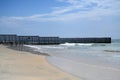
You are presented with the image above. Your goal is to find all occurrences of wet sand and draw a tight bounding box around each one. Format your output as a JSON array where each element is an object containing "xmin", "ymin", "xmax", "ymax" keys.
[
  {"xmin": 47, "ymin": 56, "xmax": 120, "ymax": 80},
  {"xmin": 0, "ymin": 45, "xmax": 80, "ymax": 80}
]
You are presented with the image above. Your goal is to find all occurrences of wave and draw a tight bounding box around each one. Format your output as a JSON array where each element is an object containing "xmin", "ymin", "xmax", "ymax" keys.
[
  {"xmin": 60, "ymin": 43, "xmax": 76, "ymax": 46},
  {"xmin": 60, "ymin": 42, "xmax": 93, "ymax": 46},
  {"xmin": 77, "ymin": 43, "xmax": 93, "ymax": 46},
  {"xmin": 25, "ymin": 45, "xmax": 65, "ymax": 50},
  {"xmin": 41, "ymin": 46, "xmax": 65, "ymax": 49},
  {"xmin": 24, "ymin": 45, "xmax": 41, "ymax": 50}
]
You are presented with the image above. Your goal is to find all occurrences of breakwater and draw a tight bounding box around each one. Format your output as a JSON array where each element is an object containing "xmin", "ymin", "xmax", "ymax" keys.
[{"xmin": 0, "ymin": 34, "xmax": 111, "ymax": 45}]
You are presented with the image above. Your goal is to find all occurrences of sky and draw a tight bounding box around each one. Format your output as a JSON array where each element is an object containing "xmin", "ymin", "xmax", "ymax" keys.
[{"xmin": 0, "ymin": 0, "xmax": 120, "ymax": 39}]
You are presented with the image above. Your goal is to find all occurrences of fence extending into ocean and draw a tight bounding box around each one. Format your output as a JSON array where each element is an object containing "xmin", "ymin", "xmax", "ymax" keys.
[{"xmin": 0, "ymin": 34, "xmax": 111, "ymax": 45}]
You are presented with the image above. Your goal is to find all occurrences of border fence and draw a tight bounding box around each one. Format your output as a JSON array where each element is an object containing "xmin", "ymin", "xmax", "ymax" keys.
[{"xmin": 0, "ymin": 34, "xmax": 111, "ymax": 45}]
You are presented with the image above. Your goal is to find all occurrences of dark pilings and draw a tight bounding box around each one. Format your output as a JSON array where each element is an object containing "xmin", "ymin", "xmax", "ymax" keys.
[{"xmin": 0, "ymin": 34, "xmax": 111, "ymax": 45}]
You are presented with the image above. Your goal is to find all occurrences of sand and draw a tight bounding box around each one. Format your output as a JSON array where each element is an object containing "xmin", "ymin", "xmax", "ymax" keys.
[
  {"xmin": 47, "ymin": 54, "xmax": 120, "ymax": 80},
  {"xmin": 0, "ymin": 45, "xmax": 80, "ymax": 80}
]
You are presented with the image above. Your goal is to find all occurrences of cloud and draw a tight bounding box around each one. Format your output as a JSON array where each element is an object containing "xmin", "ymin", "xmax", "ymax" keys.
[{"xmin": 0, "ymin": 0, "xmax": 120, "ymax": 25}]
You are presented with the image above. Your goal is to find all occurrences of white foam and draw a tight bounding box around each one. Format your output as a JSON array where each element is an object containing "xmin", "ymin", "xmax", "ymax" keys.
[
  {"xmin": 60, "ymin": 42, "xmax": 93, "ymax": 46},
  {"xmin": 76, "ymin": 43, "xmax": 93, "ymax": 46},
  {"xmin": 60, "ymin": 43, "xmax": 76, "ymax": 46},
  {"xmin": 24, "ymin": 45, "xmax": 41, "ymax": 50},
  {"xmin": 41, "ymin": 46, "xmax": 64, "ymax": 49}
]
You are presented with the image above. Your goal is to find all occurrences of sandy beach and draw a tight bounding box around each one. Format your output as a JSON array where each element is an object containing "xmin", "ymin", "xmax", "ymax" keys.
[{"xmin": 0, "ymin": 45, "xmax": 80, "ymax": 80}]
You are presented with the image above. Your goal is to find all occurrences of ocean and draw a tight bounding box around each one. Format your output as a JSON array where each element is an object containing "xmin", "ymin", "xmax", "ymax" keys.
[{"xmin": 25, "ymin": 39, "xmax": 120, "ymax": 80}]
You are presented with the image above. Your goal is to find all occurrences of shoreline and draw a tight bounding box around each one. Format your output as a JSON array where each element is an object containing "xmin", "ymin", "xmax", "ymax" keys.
[
  {"xmin": 0, "ymin": 45, "xmax": 80, "ymax": 80},
  {"xmin": 45, "ymin": 56, "xmax": 81, "ymax": 79},
  {"xmin": 46, "ymin": 49, "xmax": 120, "ymax": 80}
]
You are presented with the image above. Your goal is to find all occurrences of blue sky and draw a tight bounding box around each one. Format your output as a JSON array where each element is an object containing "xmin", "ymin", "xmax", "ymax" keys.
[{"xmin": 0, "ymin": 0, "xmax": 120, "ymax": 38}]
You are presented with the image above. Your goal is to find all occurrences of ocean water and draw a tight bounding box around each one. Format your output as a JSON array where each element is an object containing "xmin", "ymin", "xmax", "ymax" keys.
[{"xmin": 25, "ymin": 39, "xmax": 120, "ymax": 80}]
